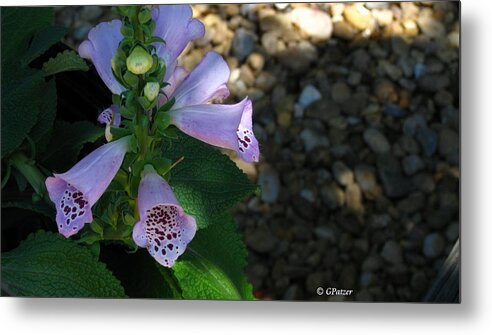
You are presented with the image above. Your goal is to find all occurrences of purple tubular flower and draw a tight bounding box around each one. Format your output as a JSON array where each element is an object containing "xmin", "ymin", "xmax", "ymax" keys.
[
  {"xmin": 45, "ymin": 136, "xmax": 131, "ymax": 238},
  {"xmin": 78, "ymin": 20, "xmax": 125, "ymax": 95},
  {"xmin": 151, "ymin": 5, "xmax": 205, "ymax": 81},
  {"xmin": 97, "ymin": 105, "xmax": 121, "ymax": 127},
  {"xmin": 78, "ymin": 5, "xmax": 203, "ymax": 92},
  {"xmin": 165, "ymin": 52, "xmax": 259, "ymax": 162},
  {"xmin": 98, "ymin": 105, "xmax": 122, "ymax": 142},
  {"xmin": 132, "ymin": 165, "xmax": 196, "ymax": 267}
]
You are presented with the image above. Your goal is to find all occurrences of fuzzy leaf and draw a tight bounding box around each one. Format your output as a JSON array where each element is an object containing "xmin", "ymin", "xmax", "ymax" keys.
[
  {"xmin": 42, "ymin": 50, "xmax": 89, "ymax": 76},
  {"xmin": 41, "ymin": 121, "xmax": 103, "ymax": 171},
  {"xmin": 1, "ymin": 230, "xmax": 125, "ymax": 297},
  {"xmin": 29, "ymin": 78, "xmax": 57, "ymax": 156},
  {"xmin": 1, "ymin": 69, "xmax": 44, "ymax": 158},
  {"xmin": 173, "ymin": 213, "xmax": 254, "ymax": 300},
  {"xmin": 23, "ymin": 25, "xmax": 67, "ymax": 64},
  {"xmin": 1, "ymin": 7, "xmax": 53, "ymax": 74},
  {"xmin": 163, "ymin": 132, "xmax": 257, "ymax": 229}
]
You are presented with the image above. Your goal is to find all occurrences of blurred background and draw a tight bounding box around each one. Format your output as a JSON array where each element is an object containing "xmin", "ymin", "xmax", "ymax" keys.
[{"xmin": 55, "ymin": 2, "xmax": 460, "ymax": 302}]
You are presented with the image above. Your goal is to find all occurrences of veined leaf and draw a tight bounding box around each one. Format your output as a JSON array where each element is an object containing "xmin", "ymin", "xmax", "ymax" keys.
[
  {"xmin": 163, "ymin": 132, "xmax": 258, "ymax": 229},
  {"xmin": 41, "ymin": 121, "xmax": 103, "ymax": 171},
  {"xmin": 43, "ymin": 50, "xmax": 89, "ymax": 76},
  {"xmin": 173, "ymin": 213, "xmax": 255, "ymax": 300},
  {"xmin": 1, "ymin": 230, "xmax": 125, "ymax": 297},
  {"xmin": 23, "ymin": 25, "xmax": 67, "ymax": 64}
]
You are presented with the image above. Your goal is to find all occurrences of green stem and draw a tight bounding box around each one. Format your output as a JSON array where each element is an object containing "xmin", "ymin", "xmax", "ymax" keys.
[{"xmin": 10, "ymin": 152, "xmax": 49, "ymax": 202}]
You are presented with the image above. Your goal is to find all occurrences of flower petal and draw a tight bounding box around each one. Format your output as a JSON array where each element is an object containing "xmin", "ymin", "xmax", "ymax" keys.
[
  {"xmin": 171, "ymin": 51, "xmax": 230, "ymax": 109},
  {"xmin": 53, "ymin": 136, "xmax": 130, "ymax": 207},
  {"xmin": 169, "ymin": 98, "xmax": 259, "ymax": 162},
  {"xmin": 45, "ymin": 177, "xmax": 93, "ymax": 238},
  {"xmin": 97, "ymin": 105, "xmax": 121, "ymax": 127},
  {"xmin": 152, "ymin": 5, "xmax": 204, "ymax": 79},
  {"xmin": 78, "ymin": 20, "xmax": 125, "ymax": 94},
  {"xmin": 162, "ymin": 66, "xmax": 189, "ymax": 100},
  {"xmin": 133, "ymin": 167, "xmax": 196, "ymax": 267},
  {"xmin": 237, "ymin": 99, "xmax": 260, "ymax": 162}
]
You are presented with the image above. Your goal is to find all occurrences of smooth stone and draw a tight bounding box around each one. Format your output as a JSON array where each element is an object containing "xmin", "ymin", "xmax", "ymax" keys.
[
  {"xmin": 422, "ymin": 233, "xmax": 445, "ymax": 258},
  {"xmin": 258, "ymin": 166, "xmax": 281, "ymax": 203},
  {"xmin": 232, "ymin": 28, "xmax": 256, "ymax": 61},
  {"xmin": 363, "ymin": 128, "xmax": 391, "ymax": 154},
  {"xmin": 381, "ymin": 240, "xmax": 403, "ymax": 264},
  {"xmin": 290, "ymin": 7, "xmax": 333, "ymax": 40},
  {"xmin": 299, "ymin": 128, "xmax": 330, "ymax": 152},
  {"xmin": 416, "ymin": 126, "xmax": 438, "ymax": 157},
  {"xmin": 384, "ymin": 104, "xmax": 407, "ymax": 118},
  {"xmin": 402, "ymin": 155, "xmax": 425, "ymax": 175},
  {"xmin": 298, "ymin": 85, "xmax": 322, "ymax": 108},
  {"xmin": 332, "ymin": 161, "xmax": 354, "ymax": 186}
]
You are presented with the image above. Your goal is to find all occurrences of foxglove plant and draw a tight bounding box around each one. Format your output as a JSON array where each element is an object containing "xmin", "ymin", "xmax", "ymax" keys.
[{"xmin": 44, "ymin": 4, "xmax": 260, "ymax": 268}]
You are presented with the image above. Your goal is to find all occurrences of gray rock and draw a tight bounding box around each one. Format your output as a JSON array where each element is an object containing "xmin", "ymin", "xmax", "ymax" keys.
[
  {"xmin": 402, "ymin": 155, "xmax": 425, "ymax": 175},
  {"xmin": 232, "ymin": 28, "xmax": 256, "ymax": 61},
  {"xmin": 422, "ymin": 233, "xmax": 445, "ymax": 258},
  {"xmin": 80, "ymin": 6, "xmax": 103, "ymax": 20},
  {"xmin": 417, "ymin": 15, "xmax": 446, "ymax": 38},
  {"xmin": 320, "ymin": 182, "xmax": 345, "ymax": 209},
  {"xmin": 298, "ymin": 85, "xmax": 322, "ymax": 108},
  {"xmin": 246, "ymin": 227, "xmax": 277, "ymax": 253},
  {"xmin": 445, "ymin": 223, "xmax": 460, "ymax": 242},
  {"xmin": 377, "ymin": 154, "xmax": 415, "ymax": 198},
  {"xmin": 416, "ymin": 126, "xmax": 438, "ymax": 157},
  {"xmin": 291, "ymin": 7, "xmax": 333, "ymax": 40},
  {"xmin": 331, "ymin": 81, "xmax": 351, "ymax": 103},
  {"xmin": 403, "ymin": 114, "xmax": 427, "ymax": 137},
  {"xmin": 258, "ymin": 166, "xmax": 280, "ymax": 203},
  {"xmin": 384, "ymin": 104, "xmax": 407, "ymax": 118},
  {"xmin": 299, "ymin": 128, "xmax": 330, "ymax": 152},
  {"xmin": 363, "ymin": 128, "xmax": 391, "ymax": 154},
  {"xmin": 354, "ymin": 164, "xmax": 380, "ymax": 197},
  {"xmin": 418, "ymin": 74, "xmax": 450, "ymax": 92},
  {"xmin": 381, "ymin": 240, "xmax": 403, "ymax": 264},
  {"xmin": 439, "ymin": 128, "xmax": 459, "ymax": 164},
  {"xmin": 73, "ymin": 24, "xmax": 91, "ymax": 40},
  {"xmin": 332, "ymin": 161, "xmax": 354, "ymax": 186}
]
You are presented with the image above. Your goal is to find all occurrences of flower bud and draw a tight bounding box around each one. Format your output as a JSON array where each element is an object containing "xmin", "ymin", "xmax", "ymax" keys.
[
  {"xmin": 126, "ymin": 46, "xmax": 153, "ymax": 75},
  {"xmin": 143, "ymin": 82, "xmax": 160, "ymax": 101}
]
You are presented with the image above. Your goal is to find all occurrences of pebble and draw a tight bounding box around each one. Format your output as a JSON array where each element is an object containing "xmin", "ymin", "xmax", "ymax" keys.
[
  {"xmin": 355, "ymin": 164, "xmax": 380, "ymax": 197},
  {"xmin": 422, "ymin": 233, "xmax": 445, "ymax": 258},
  {"xmin": 299, "ymin": 128, "xmax": 330, "ymax": 152},
  {"xmin": 384, "ymin": 104, "xmax": 407, "ymax": 118},
  {"xmin": 246, "ymin": 226, "xmax": 277, "ymax": 253},
  {"xmin": 290, "ymin": 7, "xmax": 333, "ymax": 41},
  {"xmin": 332, "ymin": 161, "xmax": 354, "ymax": 186},
  {"xmin": 363, "ymin": 128, "xmax": 391, "ymax": 154},
  {"xmin": 232, "ymin": 28, "xmax": 256, "ymax": 61},
  {"xmin": 402, "ymin": 155, "xmax": 425, "ymax": 176},
  {"xmin": 416, "ymin": 126, "xmax": 438, "ymax": 157},
  {"xmin": 331, "ymin": 81, "xmax": 351, "ymax": 103},
  {"xmin": 298, "ymin": 85, "xmax": 322, "ymax": 108},
  {"xmin": 381, "ymin": 240, "xmax": 403, "ymax": 264},
  {"xmin": 258, "ymin": 166, "xmax": 280, "ymax": 203},
  {"xmin": 417, "ymin": 15, "xmax": 446, "ymax": 39},
  {"xmin": 344, "ymin": 4, "xmax": 373, "ymax": 30}
]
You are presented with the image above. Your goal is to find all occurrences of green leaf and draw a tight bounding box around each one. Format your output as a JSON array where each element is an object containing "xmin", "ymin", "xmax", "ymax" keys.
[
  {"xmin": 23, "ymin": 25, "xmax": 67, "ymax": 64},
  {"xmin": 163, "ymin": 132, "xmax": 257, "ymax": 229},
  {"xmin": 173, "ymin": 213, "xmax": 255, "ymax": 300},
  {"xmin": 2, "ymin": 200, "xmax": 53, "ymax": 219},
  {"xmin": 42, "ymin": 50, "xmax": 89, "ymax": 76},
  {"xmin": 41, "ymin": 121, "xmax": 103, "ymax": 171},
  {"xmin": 1, "ymin": 230, "xmax": 125, "ymax": 297},
  {"xmin": 29, "ymin": 78, "xmax": 57, "ymax": 156},
  {"xmin": 100, "ymin": 247, "xmax": 182, "ymax": 299},
  {"xmin": 1, "ymin": 69, "xmax": 44, "ymax": 159},
  {"xmin": 1, "ymin": 7, "xmax": 53, "ymax": 74}
]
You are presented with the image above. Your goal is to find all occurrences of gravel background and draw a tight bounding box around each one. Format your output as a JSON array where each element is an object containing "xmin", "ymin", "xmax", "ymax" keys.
[{"xmin": 55, "ymin": 2, "xmax": 460, "ymax": 302}]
